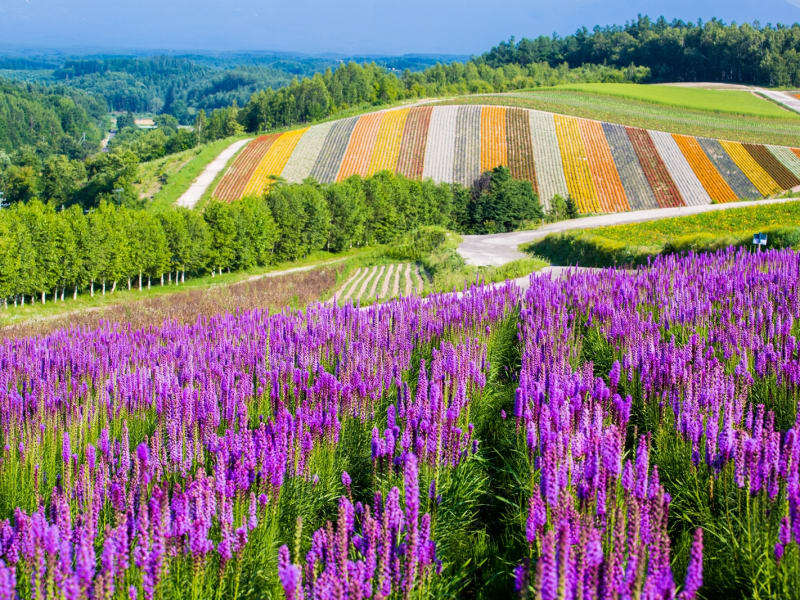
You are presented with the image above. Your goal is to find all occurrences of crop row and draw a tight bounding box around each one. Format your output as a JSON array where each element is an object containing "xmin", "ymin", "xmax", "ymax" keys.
[
  {"xmin": 554, "ymin": 114, "xmax": 601, "ymax": 213},
  {"xmin": 602, "ymin": 122, "xmax": 659, "ymax": 210},
  {"xmin": 719, "ymin": 140, "xmax": 782, "ymax": 197},
  {"xmin": 280, "ymin": 121, "xmax": 334, "ymax": 183},
  {"xmin": 241, "ymin": 128, "xmax": 308, "ymax": 197},
  {"xmin": 334, "ymin": 263, "xmax": 424, "ymax": 303},
  {"xmin": 396, "ymin": 106, "xmax": 432, "ymax": 179},
  {"xmin": 367, "ymin": 108, "xmax": 409, "ymax": 176},
  {"xmin": 506, "ymin": 107, "xmax": 538, "ymax": 193},
  {"xmin": 453, "ymin": 105, "xmax": 481, "ymax": 187},
  {"xmin": 217, "ymin": 105, "xmax": 800, "ymax": 211},
  {"xmin": 697, "ymin": 137, "xmax": 761, "ymax": 199},
  {"xmin": 529, "ymin": 110, "xmax": 568, "ymax": 210},
  {"xmin": 212, "ymin": 134, "xmax": 277, "ymax": 202},
  {"xmin": 308, "ymin": 116, "xmax": 358, "ymax": 183},
  {"xmin": 8, "ymin": 249, "xmax": 800, "ymax": 597},
  {"xmin": 337, "ymin": 111, "xmax": 384, "ymax": 180},
  {"xmin": 480, "ymin": 105, "xmax": 507, "ymax": 173},
  {"xmin": 578, "ymin": 118, "xmax": 629, "ymax": 212},
  {"xmin": 673, "ymin": 134, "xmax": 739, "ymax": 203},
  {"xmin": 421, "ymin": 105, "xmax": 458, "ymax": 184}
]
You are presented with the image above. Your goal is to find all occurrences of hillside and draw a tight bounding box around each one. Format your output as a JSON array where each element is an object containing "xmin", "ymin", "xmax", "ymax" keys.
[
  {"xmin": 211, "ymin": 104, "xmax": 800, "ymax": 213},
  {"xmin": 0, "ymin": 79, "xmax": 105, "ymax": 157},
  {"xmin": 444, "ymin": 90, "xmax": 800, "ymax": 147}
]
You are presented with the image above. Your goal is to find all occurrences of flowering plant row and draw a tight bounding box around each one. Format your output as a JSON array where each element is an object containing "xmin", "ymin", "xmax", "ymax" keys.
[
  {"xmin": 215, "ymin": 104, "xmax": 800, "ymax": 211},
  {"xmin": 1, "ymin": 248, "xmax": 800, "ymax": 598}
]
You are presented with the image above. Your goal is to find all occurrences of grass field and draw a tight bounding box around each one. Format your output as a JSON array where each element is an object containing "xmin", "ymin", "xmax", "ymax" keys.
[
  {"xmin": 440, "ymin": 90, "xmax": 800, "ymax": 147},
  {"xmin": 551, "ymin": 83, "xmax": 798, "ymax": 118}
]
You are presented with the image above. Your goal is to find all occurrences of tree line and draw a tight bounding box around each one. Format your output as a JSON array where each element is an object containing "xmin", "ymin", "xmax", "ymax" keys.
[
  {"xmin": 0, "ymin": 168, "xmax": 541, "ymax": 306},
  {"xmin": 237, "ymin": 60, "xmax": 649, "ymax": 131},
  {"xmin": 480, "ymin": 16, "xmax": 800, "ymax": 87}
]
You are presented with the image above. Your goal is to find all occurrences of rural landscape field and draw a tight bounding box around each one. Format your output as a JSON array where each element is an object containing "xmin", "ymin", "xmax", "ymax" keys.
[{"xmin": 2, "ymin": 3, "xmax": 800, "ymax": 599}]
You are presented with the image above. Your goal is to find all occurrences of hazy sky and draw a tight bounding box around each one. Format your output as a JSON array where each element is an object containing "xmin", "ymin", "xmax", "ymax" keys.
[{"xmin": 1, "ymin": 0, "xmax": 799, "ymax": 55}]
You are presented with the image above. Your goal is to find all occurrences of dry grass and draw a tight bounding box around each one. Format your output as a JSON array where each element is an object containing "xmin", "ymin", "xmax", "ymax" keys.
[{"xmin": 0, "ymin": 266, "xmax": 342, "ymax": 340}]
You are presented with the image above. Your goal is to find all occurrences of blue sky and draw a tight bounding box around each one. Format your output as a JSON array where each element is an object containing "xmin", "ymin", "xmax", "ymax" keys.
[{"xmin": 1, "ymin": 0, "xmax": 799, "ymax": 55}]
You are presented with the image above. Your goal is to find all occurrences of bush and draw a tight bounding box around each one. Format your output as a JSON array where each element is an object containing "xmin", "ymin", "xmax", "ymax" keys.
[{"xmin": 385, "ymin": 226, "xmax": 450, "ymax": 262}]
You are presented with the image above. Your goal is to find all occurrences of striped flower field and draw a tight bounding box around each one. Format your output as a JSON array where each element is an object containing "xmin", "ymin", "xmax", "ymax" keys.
[
  {"xmin": 212, "ymin": 105, "xmax": 800, "ymax": 212},
  {"xmin": 333, "ymin": 263, "xmax": 425, "ymax": 304}
]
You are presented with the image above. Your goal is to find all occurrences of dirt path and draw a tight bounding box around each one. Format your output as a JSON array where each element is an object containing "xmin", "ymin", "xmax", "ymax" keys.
[
  {"xmin": 175, "ymin": 138, "xmax": 252, "ymax": 208},
  {"xmin": 756, "ymin": 89, "xmax": 800, "ymax": 115},
  {"xmin": 458, "ymin": 196, "xmax": 800, "ymax": 266}
]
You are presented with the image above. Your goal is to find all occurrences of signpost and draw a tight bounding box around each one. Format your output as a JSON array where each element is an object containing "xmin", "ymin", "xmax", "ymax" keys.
[{"xmin": 752, "ymin": 233, "xmax": 768, "ymax": 250}]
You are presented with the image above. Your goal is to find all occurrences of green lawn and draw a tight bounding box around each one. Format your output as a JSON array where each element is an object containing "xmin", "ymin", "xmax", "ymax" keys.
[
  {"xmin": 440, "ymin": 91, "xmax": 800, "ymax": 147},
  {"xmin": 550, "ymin": 83, "xmax": 799, "ymax": 119}
]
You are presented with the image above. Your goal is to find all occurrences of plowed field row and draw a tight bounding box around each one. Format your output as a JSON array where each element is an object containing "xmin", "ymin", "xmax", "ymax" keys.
[{"xmin": 333, "ymin": 263, "xmax": 425, "ymax": 304}]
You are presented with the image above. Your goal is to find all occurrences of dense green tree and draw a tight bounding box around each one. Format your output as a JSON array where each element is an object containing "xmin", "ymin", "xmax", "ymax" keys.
[
  {"xmin": 466, "ymin": 166, "xmax": 542, "ymax": 233},
  {"xmin": 3, "ymin": 165, "xmax": 41, "ymax": 204},
  {"xmin": 0, "ymin": 170, "xmax": 547, "ymax": 306},
  {"xmin": 231, "ymin": 196, "xmax": 278, "ymax": 269},
  {"xmin": 41, "ymin": 155, "xmax": 86, "ymax": 206},
  {"xmin": 159, "ymin": 209, "xmax": 191, "ymax": 283},
  {"xmin": 267, "ymin": 184, "xmax": 307, "ymax": 262},
  {"xmin": 203, "ymin": 201, "xmax": 237, "ymax": 274},
  {"xmin": 325, "ymin": 178, "xmax": 367, "ymax": 252},
  {"xmin": 183, "ymin": 209, "xmax": 210, "ymax": 279},
  {"xmin": 116, "ymin": 112, "xmax": 136, "ymax": 131}
]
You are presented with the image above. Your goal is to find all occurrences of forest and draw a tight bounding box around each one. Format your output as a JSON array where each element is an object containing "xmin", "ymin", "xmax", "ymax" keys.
[
  {"xmin": 0, "ymin": 80, "xmax": 106, "ymax": 158},
  {"xmin": 0, "ymin": 167, "xmax": 542, "ymax": 305},
  {"xmin": 481, "ymin": 16, "xmax": 800, "ymax": 86}
]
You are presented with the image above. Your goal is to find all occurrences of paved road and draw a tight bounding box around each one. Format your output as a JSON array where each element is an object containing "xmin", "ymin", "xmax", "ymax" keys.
[
  {"xmin": 459, "ymin": 196, "xmax": 800, "ymax": 266},
  {"xmin": 176, "ymin": 138, "xmax": 252, "ymax": 208}
]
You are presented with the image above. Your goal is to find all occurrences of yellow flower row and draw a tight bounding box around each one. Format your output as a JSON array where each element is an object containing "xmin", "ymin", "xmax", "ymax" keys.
[
  {"xmin": 719, "ymin": 140, "xmax": 781, "ymax": 197},
  {"xmin": 367, "ymin": 109, "xmax": 410, "ymax": 176},
  {"xmin": 554, "ymin": 115, "xmax": 601, "ymax": 213},
  {"xmin": 243, "ymin": 128, "xmax": 308, "ymax": 197}
]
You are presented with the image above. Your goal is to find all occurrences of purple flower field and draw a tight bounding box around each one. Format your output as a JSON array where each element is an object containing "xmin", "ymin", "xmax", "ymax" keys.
[{"xmin": 0, "ymin": 247, "xmax": 798, "ymax": 599}]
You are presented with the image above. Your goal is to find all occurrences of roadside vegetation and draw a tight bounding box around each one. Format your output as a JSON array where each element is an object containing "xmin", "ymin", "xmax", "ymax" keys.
[{"xmin": 526, "ymin": 200, "xmax": 800, "ymax": 267}]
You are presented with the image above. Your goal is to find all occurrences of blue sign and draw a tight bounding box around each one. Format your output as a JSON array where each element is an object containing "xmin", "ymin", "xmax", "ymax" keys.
[{"xmin": 752, "ymin": 233, "xmax": 768, "ymax": 246}]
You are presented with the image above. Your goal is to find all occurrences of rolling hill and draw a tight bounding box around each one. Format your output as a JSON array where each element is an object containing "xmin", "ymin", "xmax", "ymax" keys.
[{"xmin": 211, "ymin": 105, "xmax": 800, "ymax": 213}]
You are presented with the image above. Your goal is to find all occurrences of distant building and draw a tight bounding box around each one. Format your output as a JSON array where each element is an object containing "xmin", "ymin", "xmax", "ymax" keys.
[{"xmin": 134, "ymin": 118, "xmax": 156, "ymax": 129}]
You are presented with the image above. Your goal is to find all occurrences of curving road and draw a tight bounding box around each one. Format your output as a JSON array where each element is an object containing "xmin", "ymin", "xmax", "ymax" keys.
[
  {"xmin": 458, "ymin": 196, "xmax": 800, "ymax": 266},
  {"xmin": 176, "ymin": 138, "xmax": 252, "ymax": 208}
]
